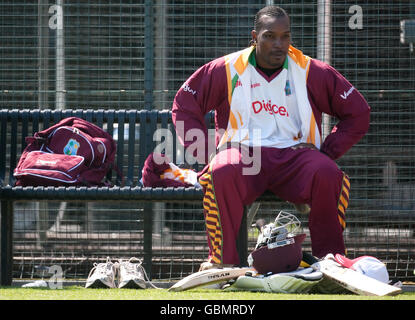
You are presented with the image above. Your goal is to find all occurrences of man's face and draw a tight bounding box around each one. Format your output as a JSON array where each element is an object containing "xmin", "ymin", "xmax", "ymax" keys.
[{"xmin": 251, "ymin": 15, "xmax": 291, "ymax": 69}]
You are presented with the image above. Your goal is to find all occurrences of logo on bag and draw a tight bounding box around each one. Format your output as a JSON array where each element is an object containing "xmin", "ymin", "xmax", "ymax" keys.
[
  {"xmin": 63, "ymin": 139, "xmax": 80, "ymax": 156},
  {"xmin": 97, "ymin": 144, "xmax": 104, "ymax": 154},
  {"xmin": 36, "ymin": 159, "xmax": 58, "ymax": 166}
]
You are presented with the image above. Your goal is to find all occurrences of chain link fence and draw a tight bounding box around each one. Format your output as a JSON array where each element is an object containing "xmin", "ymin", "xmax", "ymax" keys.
[{"xmin": 1, "ymin": 1, "xmax": 415, "ymax": 283}]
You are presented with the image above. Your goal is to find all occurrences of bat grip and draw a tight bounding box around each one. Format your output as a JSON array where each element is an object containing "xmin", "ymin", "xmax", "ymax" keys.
[{"xmin": 302, "ymin": 251, "xmax": 319, "ymax": 266}]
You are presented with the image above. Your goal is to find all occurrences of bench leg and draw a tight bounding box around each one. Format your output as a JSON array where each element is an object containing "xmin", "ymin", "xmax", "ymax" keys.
[
  {"xmin": 1, "ymin": 200, "xmax": 13, "ymax": 286},
  {"xmin": 236, "ymin": 206, "xmax": 248, "ymax": 267},
  {"xmin": 143, "ymin": 203, "xmax": 153, "ymax": 280}
]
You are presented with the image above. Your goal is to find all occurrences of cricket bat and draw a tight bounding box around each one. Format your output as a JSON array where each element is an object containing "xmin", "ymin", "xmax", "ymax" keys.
[
  {"xmin": 302, "ymin": 252, "xmax": 402, "ymax": 296},
  {"xmin": 168, "ymin": 267, "xmax": 255, "ymax": 292}
]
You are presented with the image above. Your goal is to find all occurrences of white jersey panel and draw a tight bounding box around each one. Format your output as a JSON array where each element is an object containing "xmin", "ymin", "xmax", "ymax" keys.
[{"xmin": 245, "ymin": 64, "xmax": 303, "ymax": 148}]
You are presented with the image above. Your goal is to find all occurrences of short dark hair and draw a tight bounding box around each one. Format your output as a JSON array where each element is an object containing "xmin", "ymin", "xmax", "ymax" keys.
[{"xmin": 254, "ymin": 6, "xmax": 289, "ymax": 31}]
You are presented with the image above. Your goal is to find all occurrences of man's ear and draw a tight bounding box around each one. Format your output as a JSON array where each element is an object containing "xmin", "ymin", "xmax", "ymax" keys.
[{"xmin": 251, "ymin": 30, "xmax": 257, "ymax": 44}]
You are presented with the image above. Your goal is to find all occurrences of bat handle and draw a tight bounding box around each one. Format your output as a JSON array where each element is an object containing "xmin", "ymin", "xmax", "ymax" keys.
[
  {"xmin": 252, "ymin": 218, "xmax": 266, "ymax": 232},
  {"xmin": 302, "ymin": 251, "xmax": 319, "ymax": 266}
]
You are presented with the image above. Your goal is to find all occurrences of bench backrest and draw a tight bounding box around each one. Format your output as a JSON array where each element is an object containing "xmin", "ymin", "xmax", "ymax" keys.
[{"xmin": 0, "ymin": 109, "xmax": 214, "ymax": 187}]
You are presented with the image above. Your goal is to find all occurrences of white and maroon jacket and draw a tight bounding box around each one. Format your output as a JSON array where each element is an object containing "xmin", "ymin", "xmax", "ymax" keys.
[{"xmin": 172, "ymin": 45, "xmax": 370, "ymax": 165}]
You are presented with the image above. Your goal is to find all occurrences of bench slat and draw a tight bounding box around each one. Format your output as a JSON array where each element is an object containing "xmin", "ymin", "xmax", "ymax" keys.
[
  {"xmin": 21, "ymin": 111, "xmax": 29, "ymax": 154},
  {"xmin": 138, "ymin": 111, "xmax": 148, "ymax": 182},
  {"xmin": 116, "ymin": 111, "xmax": 125, "ymax": 185},
  {"xmin": 9, "ymin": 112, "xmax": 18, "ymax": 186},
  {"xmin": 127, "ymin": 110, "xmax": 136, "ymax": 186},
  {"xmin": 105, "ymin": 111, "xmax": 115, "ymax": 182},
  {"xmin": 0, "ymin": 185, "xmax": 277, "ymax": 202},
  {"xmin": 0, "ymin": 185, "xmax": 203, "ymax": 201},
  {"xmin": 0, "ymin": 110, "xmax": 7, "ymax": 184}
]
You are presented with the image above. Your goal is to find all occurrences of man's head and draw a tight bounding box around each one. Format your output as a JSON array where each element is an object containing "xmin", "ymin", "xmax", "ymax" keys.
[{"xmin": 251, "ymin": 6, "xmax": 291, "ymax": 69}]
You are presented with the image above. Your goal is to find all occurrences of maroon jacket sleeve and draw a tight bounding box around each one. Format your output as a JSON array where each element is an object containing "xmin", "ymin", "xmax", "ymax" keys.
[
  {"xmin": 307, "ymin": 59, "xmax": 371, "ymax": 160},
  {"xmin": 172, "ymin": 57, "xmax": 229, "ymax": 164}
]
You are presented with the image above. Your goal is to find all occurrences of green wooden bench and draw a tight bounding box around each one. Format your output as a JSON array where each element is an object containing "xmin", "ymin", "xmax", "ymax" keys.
[{"xmin": 0, "ymin": 109, "xmax": 277, "ymax": 285}]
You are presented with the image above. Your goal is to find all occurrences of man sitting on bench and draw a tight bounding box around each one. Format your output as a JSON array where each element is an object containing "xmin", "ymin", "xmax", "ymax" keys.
[{"xmin": 171, "ymin": 6, "xmax": 370, "ymax": 270}]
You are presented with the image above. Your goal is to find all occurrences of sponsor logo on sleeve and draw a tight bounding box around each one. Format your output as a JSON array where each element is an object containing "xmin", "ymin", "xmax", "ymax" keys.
[
  {"xmin": 340, "ymin": 86, "xmax": 355, "ymax": 100},
  {"xmin": 182, "ymin": 83, "xmax": 197, "ymax": 95}
]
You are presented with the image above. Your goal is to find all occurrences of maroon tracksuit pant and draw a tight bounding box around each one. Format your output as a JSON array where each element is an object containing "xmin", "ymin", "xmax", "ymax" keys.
[{"xmin": 199, "ymin": 145, "xmax": 350, "ymax": 265}]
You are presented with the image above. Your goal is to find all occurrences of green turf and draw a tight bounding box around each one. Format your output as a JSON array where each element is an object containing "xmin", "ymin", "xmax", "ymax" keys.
[{"xmin": 1, "ymin": 286, "xmax": 414, "ymax": 300}]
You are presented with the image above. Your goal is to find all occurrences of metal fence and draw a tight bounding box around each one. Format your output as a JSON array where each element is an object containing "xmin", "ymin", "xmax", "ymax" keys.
[{"xmin": 1, "ymin": 1, "xmax": 415, "ymax": 283}]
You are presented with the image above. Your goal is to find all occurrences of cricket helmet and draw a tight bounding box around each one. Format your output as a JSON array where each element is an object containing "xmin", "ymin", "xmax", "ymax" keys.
[
  {"xmin": 250, "ymin": 233, "xmax": 306, "ymax": 274},
  {"xmin": 249, "ymin": 211, "xmax": 306, "ymax": 274}
]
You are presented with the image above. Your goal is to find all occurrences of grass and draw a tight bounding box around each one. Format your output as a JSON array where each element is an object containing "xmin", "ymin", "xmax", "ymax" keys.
[
  {"xmin": 1, "ymin": 286, "xmax": 415, "ymax": 300},
  {"xmin": 2, "ymin": 286, "xmax": 412, "ymax": 319}
]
